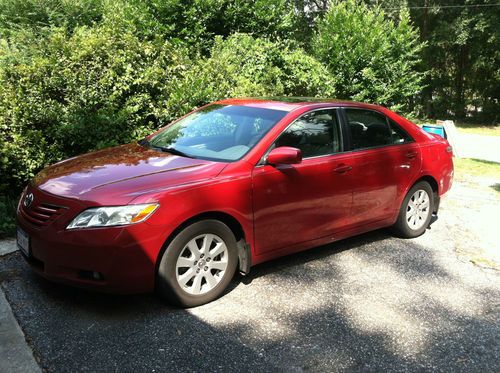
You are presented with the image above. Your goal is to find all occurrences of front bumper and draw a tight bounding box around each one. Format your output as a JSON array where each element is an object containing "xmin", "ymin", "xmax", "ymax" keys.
[{"xmin": 16, "ymin": 187, "xmax": 168, "ymax": 294}]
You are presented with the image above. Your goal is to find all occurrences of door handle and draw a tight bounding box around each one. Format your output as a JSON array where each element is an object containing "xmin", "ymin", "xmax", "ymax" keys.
[
  {"xmin": 406, "ymin": 151, "xmax": 418, "ymax": 159},
  {"xmin": 334, "ymin": 164, "xmax": 352, "ymax": 174}
]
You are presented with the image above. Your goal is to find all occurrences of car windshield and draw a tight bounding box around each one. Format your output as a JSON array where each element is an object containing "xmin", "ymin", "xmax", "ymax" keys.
[{"xmin": 145, "ymin": 104, "xmax": 287, "ymax": 162}]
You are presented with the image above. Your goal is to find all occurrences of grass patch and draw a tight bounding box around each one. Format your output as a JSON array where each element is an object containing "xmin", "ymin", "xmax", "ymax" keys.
[
  {"xmin": 0, "ymin": 194, "xmax": 18, "ymax": 238},
  {"xmin": 454, "ymin": 158, "xmax": 500, "ymax": 196},
  {"xmin": 469, "ymin": 256, "xmax": 500, "ymax": 270},
  {"xmin": 454, "ymin": 158, "xmax": 500, "ymax": 179},
  {"xmin": 455, "ymin": 123, "xmax": 500, "ymax": 137}
]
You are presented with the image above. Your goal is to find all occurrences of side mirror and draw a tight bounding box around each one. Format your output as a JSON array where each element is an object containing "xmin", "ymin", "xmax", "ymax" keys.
[{"xmin": 267, "ymin": 147, "xmax": 302, "ymax": 165}]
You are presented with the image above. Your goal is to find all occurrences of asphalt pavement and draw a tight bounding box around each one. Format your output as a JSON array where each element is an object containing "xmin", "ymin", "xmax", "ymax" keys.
[{"xmin": 0, "ymin": 181, "xmax": 499, "ymax": 372}]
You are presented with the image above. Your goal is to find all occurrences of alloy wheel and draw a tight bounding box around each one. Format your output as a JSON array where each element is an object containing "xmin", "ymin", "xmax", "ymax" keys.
[
  {"xmin": 175, "ymin": 234, "xmax": 228, "ymax": 295},
  {"xmin": 405, "ymin": 189, "xmax": 430, "ymax": 230}
]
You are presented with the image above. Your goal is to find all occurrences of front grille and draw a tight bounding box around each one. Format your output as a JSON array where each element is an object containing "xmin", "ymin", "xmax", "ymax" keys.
[{"xmin": 20, "ymin": 202, "xmax": 67, "ymax": 228}]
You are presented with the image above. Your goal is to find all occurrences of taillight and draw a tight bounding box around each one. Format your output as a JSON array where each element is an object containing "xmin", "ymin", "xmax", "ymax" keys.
[{"xmin": 446, "ymin": 145, "xmax": 453, "ymax": 153}]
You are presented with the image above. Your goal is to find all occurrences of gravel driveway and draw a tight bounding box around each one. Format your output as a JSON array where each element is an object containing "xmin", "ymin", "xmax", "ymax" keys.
[{"xmin": 0, "ymin": 181, "xmax": 499, "ymax": 372}]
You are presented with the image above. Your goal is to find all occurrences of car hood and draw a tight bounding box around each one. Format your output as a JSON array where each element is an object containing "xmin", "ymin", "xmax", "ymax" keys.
[{"xmin": 33, "ymin": 143, "xmax": 227, "ymax": 202}]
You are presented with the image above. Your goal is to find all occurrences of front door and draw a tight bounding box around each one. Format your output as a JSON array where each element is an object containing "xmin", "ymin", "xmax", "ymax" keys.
[{"xmin": 252, "ymin": 108, "xmax": 353, "ymax": 256}]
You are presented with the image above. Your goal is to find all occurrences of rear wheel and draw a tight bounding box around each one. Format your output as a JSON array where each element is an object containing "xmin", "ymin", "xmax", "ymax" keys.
[
  {"xmin": 156, "ymin": 220, "xmax": 238, "ymax": 307},
  {"xmin": 392, "ymin": 181, "xmax": 434, "ymax": 238}
]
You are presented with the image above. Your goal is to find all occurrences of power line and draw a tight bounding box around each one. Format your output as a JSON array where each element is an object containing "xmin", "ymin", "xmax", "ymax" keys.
[{"xmin": 381, "ymin": 3, "xmax": 500, "ymax": 10}]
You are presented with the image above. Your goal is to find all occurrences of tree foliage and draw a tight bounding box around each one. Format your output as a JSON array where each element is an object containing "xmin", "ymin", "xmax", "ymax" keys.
[
  {"xmin": 0, "ymin": 24, "xmax": 193, "ymax": 192},
  {"xmin": 147, "ymin": 0, "xmax": 299, "ymax": 50},
  {"xmin": 312, "ymin": 0, "xmax": 424, "ymax": 113},
  {"xmin": 409, "ymin": 0, "xmax": 499, "ymax": 121},
  {"xmin": 168, "ymin": 34, "xmax": 335, "ymax": 115}
]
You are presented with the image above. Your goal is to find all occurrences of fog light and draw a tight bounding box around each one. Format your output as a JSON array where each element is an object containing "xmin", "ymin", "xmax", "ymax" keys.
[{"xmin": 79, "ymin": 270, "xmax": 104, "ymax": 281}]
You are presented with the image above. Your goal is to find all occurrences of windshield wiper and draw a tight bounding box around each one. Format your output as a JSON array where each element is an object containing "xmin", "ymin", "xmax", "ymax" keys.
[
  {"xmin": 151, "ymin": 145, "xmax": 192, "ymax": 158},
  {"xmin": 138, "ymin": 138, "xmax": 149, "ymax": 146}
]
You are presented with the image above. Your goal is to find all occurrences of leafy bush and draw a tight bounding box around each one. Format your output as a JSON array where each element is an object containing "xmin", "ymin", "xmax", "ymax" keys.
[
  {"xmin": 167, "ymin": 34, "xmax": 335, "ymax": 114},
  {"xmin": 0, "ymin": 0, "xmax": 104, "ymax": 36},
  {"xmin": 0, "ymin": 24, "xmax": 193, "ymax": 193},
  {"xmin": 312, "ymin": 0, "xmax": 425, "ymax": 113},
  {"xmin": 145, "ymin": 0, "xmax": 299, "ymax": 50},
  {"xmin": 0, "ymin": 0, "xmax": 300, "ymax": 50},
  {"xmin": 0, "ymin": 193, "xmax": 17, "ymax": 238}
]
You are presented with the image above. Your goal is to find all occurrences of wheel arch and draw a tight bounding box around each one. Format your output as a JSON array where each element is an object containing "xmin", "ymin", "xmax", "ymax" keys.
[
  {"xmin": 415, "ymin": 175, "xmax": 438, "ymax": 193},
  {"xmin": 154, "ymin": 211, "xmax": 251, "ymax": 279},
  {"xmin": 410, "ymin": 175, "xmax": 439, "ymax": 214}
]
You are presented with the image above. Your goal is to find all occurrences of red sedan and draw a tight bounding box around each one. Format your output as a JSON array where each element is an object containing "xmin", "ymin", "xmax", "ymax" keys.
[{"xmin": 16, "ymin": 98, "xmax": 453, "ymax": 307}]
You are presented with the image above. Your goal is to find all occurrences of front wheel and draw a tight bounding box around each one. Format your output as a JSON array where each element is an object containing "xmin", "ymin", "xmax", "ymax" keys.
[
  {"xmin": 392, "ymin": 181, "xmax": 434, "ymax": 238},
  {"xmin": 156, "ymin": 220, "xmax": 238, "ymax": 307}
]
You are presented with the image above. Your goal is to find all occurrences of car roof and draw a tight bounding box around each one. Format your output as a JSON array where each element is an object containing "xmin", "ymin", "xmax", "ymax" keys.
[{"xmin": 214, "ymin": 97, "xmax": 381, "ymax": 112}]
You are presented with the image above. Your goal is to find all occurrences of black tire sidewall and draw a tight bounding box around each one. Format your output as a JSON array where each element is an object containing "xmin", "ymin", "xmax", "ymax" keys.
[
  {"xmin": 394, "ymin": 181, "xmax": 434, "ymax": 238},
  {"xmin": 156, "ymin": 219, "xmax": 238, "ymax": 307}
]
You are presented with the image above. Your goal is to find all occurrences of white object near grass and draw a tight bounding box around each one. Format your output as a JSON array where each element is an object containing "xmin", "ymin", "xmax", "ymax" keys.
[{"xmin": 437, "ymin": 120, "xmax": 461, "ymax": 158}]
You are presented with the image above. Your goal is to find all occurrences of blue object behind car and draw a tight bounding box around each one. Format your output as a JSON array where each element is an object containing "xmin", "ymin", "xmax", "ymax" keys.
[{"xmin": 422, "ymin": 124, "xmax": 446, "ymax": 138}]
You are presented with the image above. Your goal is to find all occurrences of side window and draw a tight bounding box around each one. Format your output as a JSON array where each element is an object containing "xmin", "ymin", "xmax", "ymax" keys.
[
  {"xmin": 275, "ymin": 109, "xmax": 341, "ymax": 158},
  {"xmin": 345, "ymin": 109, "xmax": 392, "ymax": 150},
  {"xmin": 388, "ymin": 119, "xmax": 413, "ymax": 144}
]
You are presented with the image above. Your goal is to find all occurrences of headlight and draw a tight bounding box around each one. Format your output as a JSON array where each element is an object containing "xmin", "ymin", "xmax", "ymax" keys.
[{"xmin": 67, "ymin": 203, "xmax": 159, "ymax": 229}]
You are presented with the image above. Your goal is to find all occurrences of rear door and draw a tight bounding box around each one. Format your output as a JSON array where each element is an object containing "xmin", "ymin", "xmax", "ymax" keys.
[
  {"xmin": 342, "ymin": 108, "xmax": 421, "ymax": 226},
  {"xmin": 252, "ymin": 108, "xmax": 353, "ymax": 256}
]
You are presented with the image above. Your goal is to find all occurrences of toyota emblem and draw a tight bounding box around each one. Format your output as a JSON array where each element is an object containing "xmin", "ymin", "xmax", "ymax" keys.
[{"xmin": 23, "ymin": 192, "xmax": 34, "ymax": 208}]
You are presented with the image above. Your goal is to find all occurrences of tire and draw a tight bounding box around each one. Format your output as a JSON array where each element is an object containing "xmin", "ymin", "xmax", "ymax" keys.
[
  {"xmin": 392, "ymin": 181, "xmax": 434, "ymax": 238},
  {"xmin": 156, "ymin": 219, "xmax": 238, "ymax": 307}
]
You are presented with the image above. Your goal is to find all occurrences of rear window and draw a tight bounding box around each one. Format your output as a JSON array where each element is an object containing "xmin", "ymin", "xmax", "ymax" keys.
[{"xmin": 345, "ymin": 109, "xmax": 413, "ymax": 150}]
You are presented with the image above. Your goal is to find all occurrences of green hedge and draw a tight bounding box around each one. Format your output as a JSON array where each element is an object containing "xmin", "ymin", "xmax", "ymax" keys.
[
  {"xmin": 168, "ymin": 34, "xmax": 336, "ymax": 113},
  {"xmin": 0, "ymin": 24, "xmax": 194, "ymax": 193}
]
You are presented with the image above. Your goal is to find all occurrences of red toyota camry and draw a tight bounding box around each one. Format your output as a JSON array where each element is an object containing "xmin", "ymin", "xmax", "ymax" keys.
[{"xmin": 16, "ymin": 98, "xmax": 453, "ymax": 307}]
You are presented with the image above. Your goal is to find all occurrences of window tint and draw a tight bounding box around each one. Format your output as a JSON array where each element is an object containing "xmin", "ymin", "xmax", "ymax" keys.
[
  {"xmin": 345, "ymin": 109, "xmax": 392, "ymax": 149},
  {"xmin": 388, "ymin": 119, "xmax": 413, "ymax": 144},
  {"xmin": 275, "ymin": 109, "xmax": 340, "ymax": 158}
]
